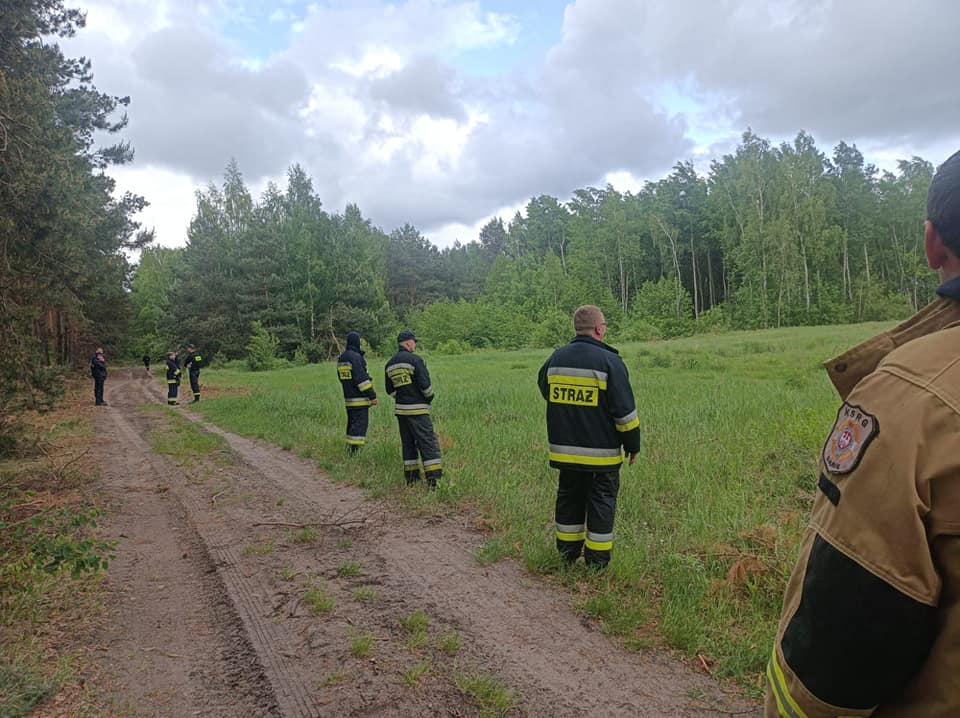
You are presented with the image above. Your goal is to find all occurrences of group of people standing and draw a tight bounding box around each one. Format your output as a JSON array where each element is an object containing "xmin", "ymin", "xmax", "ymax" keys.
[
  {"xmin": 337, "ymin": 329, "xmax": 444, "ymax": 489},
  {"xmin": 337, "ymin": 309, "xmax": 637, "ymax": 570},
  {"xmin": 91, "ymin": 345, "xmax": 204, "ymax": 406},
  {"xmin": 159, "ymin": 345, "xmax": 204, "ymax": 405}
]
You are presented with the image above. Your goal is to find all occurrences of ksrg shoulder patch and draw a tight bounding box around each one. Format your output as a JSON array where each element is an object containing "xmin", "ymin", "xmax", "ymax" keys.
[{"xmin": 822, "ymin": 402, "xmax": 879, "ymax": 475}]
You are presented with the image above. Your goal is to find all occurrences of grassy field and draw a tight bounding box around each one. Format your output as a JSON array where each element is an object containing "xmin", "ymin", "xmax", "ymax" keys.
[{"xmin": 194, "ymin": 322, "xmax": 892, "ymax": 687}]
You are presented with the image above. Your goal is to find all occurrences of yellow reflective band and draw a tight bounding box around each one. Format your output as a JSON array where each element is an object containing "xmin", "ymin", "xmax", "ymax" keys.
[
  {"xmin": 556, "ymin": 531, "xmax": 586, "ymax": 542},
  {"xmin": 546, "ymin": 374, "xmax": 607, "ymax": 390},
  {"xmin": 167, "ymin": 380, "xmax": 178, "ymax": 384},
  {"xmin": 548, "ymin": 451, "xmax": 622, "ymax": 467},
  {"xmin": 584, "ymin": 537, "xmax": 613, "ymax": 551},
  {"xmin": 424, "ymin": 465, "xmax": 442, "ymax": 472},
  {"xmin": 346, "ymin": 438, "xmax": 366, "ymax": 446},
  {"xmin": 395, "ymin": 408, "xmax": 430, "ymax": 416},
  {"xmin": 345, "ymin": 399, "xmax": 371, "ymax": 407},
  {"xmin": 768, "ymin": 648, "xmax": 808, "ymax": 718},
  {"xmin": 357, "ymin": 380, "xmax": 373, "ymax": 391},
  {"xmin": 616, "ymin": 417, "xmax": 640, "ymax": 432}
]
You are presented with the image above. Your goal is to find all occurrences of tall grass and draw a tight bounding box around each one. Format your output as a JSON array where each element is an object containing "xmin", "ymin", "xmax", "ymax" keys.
[{"xmin": 196, "ymin": 322, "xmax": 891, "ymax": 684}]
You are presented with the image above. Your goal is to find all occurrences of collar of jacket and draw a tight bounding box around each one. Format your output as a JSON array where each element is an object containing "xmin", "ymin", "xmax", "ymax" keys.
[
  {"xmin": 824, "ymin": 291, "xmax": 960, "ymax": 399},
  {"xmin": 570, "ymin": 334, "xmax": 620, "ymax": 355}
]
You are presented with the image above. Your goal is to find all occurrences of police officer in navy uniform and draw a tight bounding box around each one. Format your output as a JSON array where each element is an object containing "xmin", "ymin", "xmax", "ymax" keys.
[
  {"xmin": 183, "ymin": 344, "xmax": 204, "ymax": 402},
  {"xmin": 337, "ymin": 331, "xmax": 378, "ymax": 453},
  {"xmin": 165, "ymin": 351, "xmax": 181, "ymax": 405},
  {"xmin": 538, "ymin": 305, "xmax": 640, "ymax": 569},
  {"xmin": 384, "ymin": 330, "xmax": 442, "ymax": 488},
  {"xmin": 91, "ymin": 347, "xmax": 107, "ymax": 406}
]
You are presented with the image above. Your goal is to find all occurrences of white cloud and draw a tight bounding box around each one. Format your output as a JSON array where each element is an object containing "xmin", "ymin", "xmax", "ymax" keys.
[
  {"xmin": 66, "ymin": 0, "xmax": 960, "ymax": 252},
  {"xmin": 111, "ymin": 165, "xmax": 198, "ymax": 249}
]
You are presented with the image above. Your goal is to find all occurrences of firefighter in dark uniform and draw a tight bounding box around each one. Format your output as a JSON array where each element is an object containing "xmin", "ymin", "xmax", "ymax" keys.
[
  {"xmin": 337, "ymin": 331, "xmax": 378, "ymax": 453},
  {"xmin": 183, "ymin": 344, "xmax": 203, "ymax": 402},
  {"xmin": 538, "ymin": 305, "xmax": 640, "ymax": 569},
  {"xmin": 165, "ymin": 351, "xmax": 181, "ymax": 405},
  {"xmin": 91, "ymin": 347, "xmax": 107, "ymax": 406},
  {"xmin": 384, "ymin": 330, "xmax": 442, "ymax": 488},
  {"xmin": 142, "ymin": 353, "xmax": 151, "ymax": 374},
  {"xmin": 766, "ymin": 149, "xmax": 960, "ymax": 717}
]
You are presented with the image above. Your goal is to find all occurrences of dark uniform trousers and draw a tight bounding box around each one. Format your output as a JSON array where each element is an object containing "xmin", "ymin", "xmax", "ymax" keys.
[
  {"xmin": 555, "ymin": 469, "xmax": 620, "ymax": 567},
  {"xmin": 167, "ymin": 381, "xmax": 178, "ymax": 404},
  {"xmin": 398, "ymin": 415, "xmax": 442, "ymax": 486},
  {"xmin": 189, "ymin": 371, "xmax": 201, "ymax": 401},
  {"xmin": 346, "ymin": 407, "xmax": 370, "ymax": 450},
  {"xmin": 94, "ymin": 377, "xmax": 105, "ymax": 405}
]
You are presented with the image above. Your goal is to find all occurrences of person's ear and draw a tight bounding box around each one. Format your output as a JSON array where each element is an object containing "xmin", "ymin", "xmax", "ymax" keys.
[{"xmin": 926, "ymin": 220, "xmax": 948, "ymax": 270}]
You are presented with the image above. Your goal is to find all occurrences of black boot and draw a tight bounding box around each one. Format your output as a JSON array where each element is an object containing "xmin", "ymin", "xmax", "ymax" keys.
[{"xmin": 405, "ymin": 471, "xmax": 421, "ymax": 486}]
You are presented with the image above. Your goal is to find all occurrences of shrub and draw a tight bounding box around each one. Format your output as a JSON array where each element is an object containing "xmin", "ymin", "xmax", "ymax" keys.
[
  {"xmin": 245, "ymin": 322, "xmax": 279, "ymax": 372},
  {"xmin": 529, "ymin": 309, "xmax": 571, "ymax": 348},
  {"xmin": 695, "ymin": 306, "xmax": 729, "ymax": 334},
  {"xmin": 435, "ymin": 339, "xmax": 471, "ymax": 355}
]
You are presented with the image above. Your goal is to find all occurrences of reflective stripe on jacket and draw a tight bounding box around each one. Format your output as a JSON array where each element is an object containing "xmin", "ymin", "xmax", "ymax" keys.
[
  {"xmin": 337, "ymin": 347, "xmax": 376, "ymax": 407},
  {"xmin": 384, "ymin": 349, "xmax": 434, "ymax": 416}
]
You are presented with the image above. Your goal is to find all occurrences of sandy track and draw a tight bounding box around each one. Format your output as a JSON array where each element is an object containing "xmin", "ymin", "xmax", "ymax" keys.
[{"xmin": 90, "ymin": 369, "xmax": 757, "ymax": 717}]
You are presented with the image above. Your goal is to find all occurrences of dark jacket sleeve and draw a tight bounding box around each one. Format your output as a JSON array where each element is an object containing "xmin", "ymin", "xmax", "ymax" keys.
[
  {"xmin": 606, "ymin": 356, "xmax": 640, "ymax": 453},
  {"xmin": 415, "ymin": 356, "xmax": 434, "ymax": 402},
  {"xmin": 537, "ymin": 355, "xmax": 552, "ymax": 401},
  {"xmin": 384, "ymin": 364, "xmax": 395, "ymax": 398},
  {"xmin": 354, "ymin": 356, "xmax": 376, "ymax": 399}
]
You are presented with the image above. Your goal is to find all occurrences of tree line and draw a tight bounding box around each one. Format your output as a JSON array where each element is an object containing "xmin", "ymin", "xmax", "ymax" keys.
[
  {"xmin": 132, "ymin": 131, "xmax": 937, "ymax": 363},
  {"xmin": 1, "ymin": 1, "xmax": 149, "ymax": 448}
]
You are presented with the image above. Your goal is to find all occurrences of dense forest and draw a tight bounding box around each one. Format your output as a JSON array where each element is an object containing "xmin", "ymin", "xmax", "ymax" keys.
[
  {"xmin": 132, "ymin": 133, "xmax": 936, "ymax": 362},
  {"xmin": 1, "ymin": 1, "xmax": 150, "ymax": 446}
]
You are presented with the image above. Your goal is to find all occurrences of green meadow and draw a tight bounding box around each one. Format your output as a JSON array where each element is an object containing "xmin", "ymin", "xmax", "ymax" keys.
[{"xmin": 193, "ymin": 322, "xmax": 891, "ymax": 687}]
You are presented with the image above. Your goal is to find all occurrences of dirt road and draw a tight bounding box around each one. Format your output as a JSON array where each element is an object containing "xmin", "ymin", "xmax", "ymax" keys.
[{"xmin": 89, "ymin": 368, "xmax": 757, "ymax": 717}]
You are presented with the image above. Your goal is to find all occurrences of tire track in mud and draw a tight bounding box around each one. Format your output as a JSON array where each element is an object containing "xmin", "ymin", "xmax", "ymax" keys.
[{"xmin": 101, "ymin": 374, "xmax": 322, "ymax": 717}]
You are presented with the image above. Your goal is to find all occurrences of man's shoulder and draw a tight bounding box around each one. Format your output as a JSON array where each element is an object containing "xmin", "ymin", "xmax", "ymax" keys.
[{"xmin": 879, "ymin": 324, "xmax": 960, "ymax": 405}]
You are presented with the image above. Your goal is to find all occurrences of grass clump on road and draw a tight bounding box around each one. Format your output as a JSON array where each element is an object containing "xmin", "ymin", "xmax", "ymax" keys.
[
  {"xmin": 350, "ymin": 633, "xmax": 375, "ymax": 658},
  {"xmin": 241, "ymin": 539, "xmax": 275, "ymax": 556},
  {"xmin": 304, "ymin": 583, "xmax": 335, "ymax": 614},
  {"xmin": 454, "ymin": 669, "xmax": 518, "ymax": 717},
  {"xmin": 353, "ymin": 586, "xmax": 378, "ymax": 602},
  {"xmin": 436, "ymin": 632, "xmax": 462, "ymax": 656},
  {"xmin": 192, "ymin": 322, "xmax": 892, "ymax": 686},
  {"xmin": 402, "ymin": 660, "xmax": 432, "ymax": 687},
  {"xmin": 336, "ymin": 561, "xmax": 362, "ymax": 577}
]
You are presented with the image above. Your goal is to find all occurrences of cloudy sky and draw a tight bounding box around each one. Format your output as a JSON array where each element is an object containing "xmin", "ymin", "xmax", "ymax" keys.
[{"xmin": 64, "ymin": 0, "xmax": 960, "ymax": 249}]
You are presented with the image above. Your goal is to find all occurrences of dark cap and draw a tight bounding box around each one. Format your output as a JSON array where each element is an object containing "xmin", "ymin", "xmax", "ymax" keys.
[
  {"xmin": 346, "ymin": 331, "xmax": 361, "ymax": 350},
  {"xmin": 397, "ymin": 329, "xmax": 417, "ymax": 344},
  {"xmin": 929, "ymin": 149, "xmax": 960, "ymax": 254}
]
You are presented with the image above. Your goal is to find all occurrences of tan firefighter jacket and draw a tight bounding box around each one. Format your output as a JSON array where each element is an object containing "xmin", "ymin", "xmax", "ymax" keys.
[{"xmin": 767, "ymin": 294, "xmax": 960, "ymax": 717}]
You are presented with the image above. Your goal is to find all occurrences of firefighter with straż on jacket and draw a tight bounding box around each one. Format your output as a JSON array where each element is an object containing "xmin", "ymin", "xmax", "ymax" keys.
[
  {"xmin": 337, "ymin": 331, "xmax": 378, "ymax": 453},
  {"xmin": 183, "ymin": 344, "xmax": 204, "ymax": 402},
  {"xmin": 538, "ymin": 305, "xmax": 640, "ymax": 569},
  {"xmin": 766, "ymin": 149, "xmax": 960, "ymax": 717},
  {"xmin": 165, "ymin": 351, "xmax": 181, "ymax": 405},
  {"xmin": 384, "ymin": 330, "xmax": 442, "ymax": 489}
]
